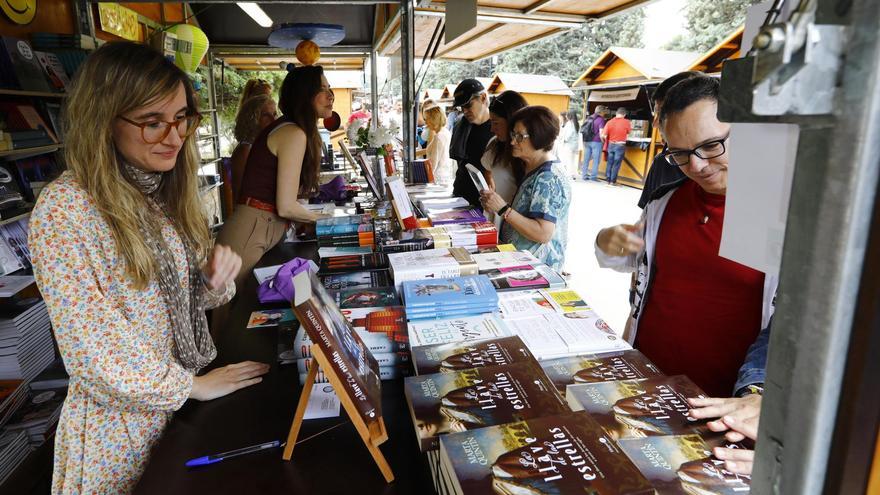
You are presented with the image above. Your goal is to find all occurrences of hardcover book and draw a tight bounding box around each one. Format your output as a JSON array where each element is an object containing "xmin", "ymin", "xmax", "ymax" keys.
[
  {"xmin": 402, "ymin": 275, "xmax": 498, "ymax": 309},
  {"xmin": 331, "ymin": 286, "xmax": 400, "ymax": 309},
  {"xmin": 618, "ymin": 434, "xmax": 751, "ymax": 494},
  {"xmin": 408, "ymin": 314, "xmax": 512, "ymax": 348},
  {"xmin": 320, "ymin": 270, "xmax": 393, "ymax": 290},
  {"xmin": 484, "ymin": 264, "xmax": 566, "ymax": 292},
  {"xmin": 404, "ymin": 361, "xmax": 569, "ymax": 451},
  {"xmin": 291, "ymin": 272, "xmax": 383, "ymax": 432},
  {"xmin": 429, "ymin": 208, "xmax": 488, "ymax": 226},
  {"xmin": 566, "ymin": 375, "xmax": 709, "ymax": 440},
  {"xmin": 540, "ymin": 349, "xmax": 663, "ymax": 395},
  {"xmin": 439, "ymin": 411, "xmax": 655, "ymax": 495},
  {"xmin": 318, "ymin": 253, "xmax": 389, "ymax": 273},
  {"xmin": 411, "ymin": 336, "xmax": 535, "ymax": 375}
]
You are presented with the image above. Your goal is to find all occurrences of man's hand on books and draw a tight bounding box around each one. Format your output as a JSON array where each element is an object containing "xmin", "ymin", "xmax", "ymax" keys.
[
  {"xmin": 190, "ymin": 361, "xmax": 271, "ymax": 401},
  {"xmin": 687, "ymin": 395, "xmax": 762, "ymax": 475},
  {"xmin": 203, "ymin": 244, "xmax": 242, "ymax": 291}
]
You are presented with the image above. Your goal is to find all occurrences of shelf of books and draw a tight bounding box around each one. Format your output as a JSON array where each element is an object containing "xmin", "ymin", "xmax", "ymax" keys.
[{"xmin": 0, "ymin": 33, "xmax": 81, "ymax": 491}]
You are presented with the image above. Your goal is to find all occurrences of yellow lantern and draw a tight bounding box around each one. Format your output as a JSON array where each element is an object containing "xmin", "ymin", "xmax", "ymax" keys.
[
  {"xmin": 166, "ymin": 24, "xmax": 209, "ymax": 74},
  {"xmin": 295, "ymin": 40, "xmax": 321, "ymax": 66}
]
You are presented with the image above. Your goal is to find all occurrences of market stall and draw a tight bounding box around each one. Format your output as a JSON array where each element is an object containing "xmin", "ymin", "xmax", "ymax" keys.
[{"xmin": 486, "ymin": 72, "xmax": 572, "ymax": 113}]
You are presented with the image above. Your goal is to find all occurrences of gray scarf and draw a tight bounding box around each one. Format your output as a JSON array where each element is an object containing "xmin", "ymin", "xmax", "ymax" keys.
[{"xmin": 123, "ymin": 163, "xmax": 216, "ymax": 371}]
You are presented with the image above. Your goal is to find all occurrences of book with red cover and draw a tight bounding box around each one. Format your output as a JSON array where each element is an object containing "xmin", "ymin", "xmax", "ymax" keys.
[
  {"xmin": 318, "ymin": 253, "xmax": 389, "ymax": 274},
  {"xmin": 439, "ymin": 411, "xmax": 655, "ymax": 495},
  {"xmin": 404, "ymin": 361, "xmax": 569, "ymax": 452}
]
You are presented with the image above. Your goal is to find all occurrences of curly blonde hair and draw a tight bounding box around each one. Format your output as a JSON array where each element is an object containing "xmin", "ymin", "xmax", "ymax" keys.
[
  {"xmin": 62, "ymin": 42, "xmax": 209, "ymax": 289},
  {"xmin": 238, "ymin": 78, "xmax": 272, "ymax": 111},
  {"xmin": 234, "ymin": 94, "xmax": 274, "ymax": 143}
]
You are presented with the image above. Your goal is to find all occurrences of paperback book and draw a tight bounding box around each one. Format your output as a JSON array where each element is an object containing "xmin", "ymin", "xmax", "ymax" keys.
[
  {"xmin": 247, "ymin": 309, "xmax": 296, "ymax": 328},
  {"xmin": 403, "ymin": 361, "xmax": 569, "ymax": 451},
  {"xmin": 401, "ymin": 275, "xmax": 497, "ymax": 309},
  {"xmin": 408, "ymin": 314, "xmax": 512, "ymax": 348},
  {"xmin": 318, "ymin": 253, "xmax": 389, "ymax": 274},
  {"xmin": 503, "ymin": 312, "xmax": 630, "ymax": 359},
  {"xmin": 388, "ymin": 247, "xmax": 478, "ymax": 290},
  {"xmin": 484, "ymin": 264, "xmax": 566, "ymax": 292},
  {"xmin": 429, "ymin": 208, "xmax": 487, "ymax": 226},
  {"xmin": 618, "ymin": 434, "xmax": 751, "ymax": 494},
  {"xmin": 439, "ymin": 411, "xmax": 655, "ymax": 495},
  {"xmin": 540, "ymin": 349, "xmax": 663, "ymax": 395},
  {"xmin": 411, "ymin": 336, "xmax": 535, "ymax": 375},
  {"xmin": 566, "ymin": 375, "xmax": 710, "ymax": 440},
  {"xmin": 405, "ymin": 305, "xmax": 498, "ymax": 321},
  {"xmin": 319, "ymin": 269, "xmax": 393, "ymax": 290},
  {"xmin": 331, "ymin": 286, "xmax": 400, "ymax": 309}
]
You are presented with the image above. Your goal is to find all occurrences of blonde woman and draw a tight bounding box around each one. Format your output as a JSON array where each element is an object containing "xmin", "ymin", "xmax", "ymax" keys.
[
  {"xmin": 30, "ymin": 42, "xmax": 269, "ymax": 493},
  {"xmin": 422, "ymin": 100, "xmax": 452, "ymax": 185},
  {"xmin": 237, "ymin": 78, "xmax": 272, "ymax": 112},
  {"xmin": 231, "ymin": 94, "xmax": 277, "ymax": 201}
]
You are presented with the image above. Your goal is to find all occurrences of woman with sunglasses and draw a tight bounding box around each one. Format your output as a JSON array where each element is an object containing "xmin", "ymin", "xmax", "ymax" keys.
[
  {"xmin": 217, "ymin": 65, "xmax": 334, "ymax": 288},
  {"xmin": 481, "ymin": 90, "xmax": 528, "ymax": 227},
  {"xmin": 480, "ymin": 106, "xmax": 572, "ymax": 271},
  {"xmin": 30, "ymin": 42, "xmax": 269, "ymax": 493},
  {"xmin": 230, "ymin": 94, "xmax": 278, "ymax": 202}
]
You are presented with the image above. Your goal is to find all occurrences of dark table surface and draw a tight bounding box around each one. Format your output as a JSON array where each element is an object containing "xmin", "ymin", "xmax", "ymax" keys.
[{"xmin": 135, "ymin": 241, "xmax": 435, "ymax": 495}]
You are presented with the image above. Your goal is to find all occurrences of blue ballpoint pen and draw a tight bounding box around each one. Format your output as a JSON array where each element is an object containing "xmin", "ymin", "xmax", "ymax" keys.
[{"xmin": 185, "ymin": 440, "xmax": 284, "ymax": 467}]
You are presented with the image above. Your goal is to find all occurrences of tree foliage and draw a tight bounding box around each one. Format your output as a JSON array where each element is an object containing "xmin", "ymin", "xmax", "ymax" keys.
[{"xmin": 664, "ymin": 0, "xmax": 761, "ymax": 53}]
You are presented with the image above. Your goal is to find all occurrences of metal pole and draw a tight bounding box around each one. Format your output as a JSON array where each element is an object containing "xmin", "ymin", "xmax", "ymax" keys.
[
  {"xmin": 746, "ymin": 0, "xmax": 880, "ymax": 492},
  {"xmin": 400, "ymin": 0, "xmax": 415, "ymax": 165},
  {"xmin": 370, "ymin": 50, "xmax": 379, "ymax": 131}
]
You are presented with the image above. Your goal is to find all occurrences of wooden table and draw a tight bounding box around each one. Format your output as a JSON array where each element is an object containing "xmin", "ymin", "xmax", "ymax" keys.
[{"xmin": 135, "ymin": 241, "xmax": 434, "ymax": 494}]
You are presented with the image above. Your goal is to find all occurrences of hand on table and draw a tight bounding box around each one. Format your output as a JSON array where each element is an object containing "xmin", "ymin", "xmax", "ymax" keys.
[
  {"xmin": 480, "ymin": 189, "xmax": 506, "ymax": 214},
  {"xmin": 688, "ymin": 395, "xmax": 762, "ymax": 475},
  {"xmin": 203, "ymin": 245, "xmax": 242, "ymax": 291},
  {"xmin": 190, "ymin": 361, "xmax": 270, "ymax": 401},
  {"xmin": 597, "ymin": 223, "xmax": 644, "ymax": 257}
]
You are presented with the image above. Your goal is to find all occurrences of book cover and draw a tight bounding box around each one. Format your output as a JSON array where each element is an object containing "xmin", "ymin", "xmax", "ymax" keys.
[
  {"xmin": 540, "ymin": 349, "xmax": 663, "ymax": 395},
  {"xmin": 464, "ymin": 163, "xmax": 489, "ymax": 193},
  {"xmin": 33, "ymin": 51, "xmax": 69, "ymax": 91},
  {"xmin": 543, "ymin": 288, "xmax": 594, "ymax": 313},
  {"xmin": 340, "ymin": 306, "xmax": 407, "ymax": 340},
  {"xmin": 388, "ymin": 247, "xmax": 478, "ymax": 289},
  {"xmin": 318, "ymin": 253, "xmax": 389, "ymax": 273},
  {"xmin": 0, "ymin": 37, "xmax": 52, "ymax": 92},
  {"xmin": 411, "ymin": 336, "xmax": 535, "ymax": 375},
  {"xmin": 246, "ymin": 309, "xmax": 295, "ymax": 328},
  {"xmin": 484, "ymin": 264, "xmax": 566, "ymax": 291},
  {"xmin": 405, "ymin": 304, "xmax": 498, "ymax": 321},
  {"xmin": 285, "ymin": 324, "xmax": 406, "ymax": 362},
  {"xmin": 0, "ymin": 276, "xmax": 34, "ymax": 298},
  {"xmin": 402, "ymin": 275, "xmax": 497, "ymax": 308},
  {"xmin": 316, "ymin": 222, "xmax": 373, "ymax": 236},
  {"xmin": 471, "ymin": 250, "xmax": 540, "ymax": 273},
  {"xmin": 319, "ymin": 270, "xmax": 393, "ymax": 290},
  {"xmin": 317, "ymin": 246, "xmax": 373, "ymax": 259},
  {"xmin": 408, "ymin": 314, "xmax": 512, "ymax": 348},
  {"xmin": 497, "ymin": 289, "xmax": 559, "ymax": 319},
  {"xmin": 330, "ymin": 286, "xmax": 400, "ymax": 309},
  {"xmin": 429, "ymin": 208, "xmax": 488, "ymax": 226},
  {"xmin": 291, "ymin": 272, "xmax": 383, "ymax": 431},
  {"xmin": 618, "ymin": 434, "xmax": 751, "ymax": 494},
  {"xmin": 503, "ymin": 313, "xmax": 629, "ymax": 359},
  {"xmin": 404, "ymin": 361, "xmax": 569, "ymax": 451},
  {"xmin": 566, "ymin": 375, "xmax": 709, "ymax": 440},
  {"xmin": 440, "ymin": 411, "xmax": 655, "ymax": 495}
]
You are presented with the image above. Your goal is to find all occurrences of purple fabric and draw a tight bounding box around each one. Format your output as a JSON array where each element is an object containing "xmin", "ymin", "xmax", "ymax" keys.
[
  {"xmin": 312, "ymin": 175, "xmax": 347, "ymax": 203},
  {"xmin": 591, "ymin": 115, "xmax": 606, "ymax": 142},
  {"xmin": 256, "ymin": 258, "xmax": 318, "ymax": 304}
]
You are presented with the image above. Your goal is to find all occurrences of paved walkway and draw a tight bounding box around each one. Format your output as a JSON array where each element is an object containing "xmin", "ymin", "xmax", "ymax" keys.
[{"xmin": 562, "ymin": 179, "xmax": 643, "ymax": 336}]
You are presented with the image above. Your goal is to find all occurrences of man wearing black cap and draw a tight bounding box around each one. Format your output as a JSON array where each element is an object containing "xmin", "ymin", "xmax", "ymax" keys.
[{"xmin": 449, "ymin": 78, "xmax": 493, "ymax": 206}]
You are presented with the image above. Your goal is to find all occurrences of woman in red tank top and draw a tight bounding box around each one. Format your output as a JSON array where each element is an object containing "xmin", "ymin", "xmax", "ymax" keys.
[{"xmin": 217, "ymin": 65, "xmax": 334, "ymax": 287}]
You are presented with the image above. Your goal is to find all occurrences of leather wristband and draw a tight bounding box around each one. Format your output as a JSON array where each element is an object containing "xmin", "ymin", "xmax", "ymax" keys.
[{"xmin": 497, "ymin": 204, "xmax": 510, "ymax": 217}]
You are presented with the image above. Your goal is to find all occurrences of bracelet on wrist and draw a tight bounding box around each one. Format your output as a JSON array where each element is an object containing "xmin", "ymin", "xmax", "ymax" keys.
[
  {"xmin": 503, "ymin": 207, "xmax": 513, "ymax": 220},
  {"xmin": 496, "ymin": 204, "xmax": 510, "ymax": 217}
]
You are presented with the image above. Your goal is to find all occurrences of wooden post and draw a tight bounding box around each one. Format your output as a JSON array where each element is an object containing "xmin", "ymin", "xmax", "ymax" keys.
[{"xmin": 282, "ymin": 354, "xmax": 320, "ymax": 460}]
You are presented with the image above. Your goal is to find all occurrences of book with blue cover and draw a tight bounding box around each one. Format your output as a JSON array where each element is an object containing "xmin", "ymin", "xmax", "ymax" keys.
[
  {"xmin": 405, "ymin": 305, "xmax": 498, "ymax": 321},
  {"xmin": 402, "ymin": 275, "xmax": 497, "ymax": 309}
]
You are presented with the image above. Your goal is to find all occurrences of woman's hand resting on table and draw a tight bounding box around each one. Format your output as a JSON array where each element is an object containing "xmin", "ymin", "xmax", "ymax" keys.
[
  {"xmin": 202, "ymin": 245, "xmax": 242, "ymax": 291},
  {"xmin": 688, "ymin": 394, "xmax": 762, "ymax": 475},
  {"xmin": 190, "ymin": 361, "xmax": 270, "ymax": 401}
]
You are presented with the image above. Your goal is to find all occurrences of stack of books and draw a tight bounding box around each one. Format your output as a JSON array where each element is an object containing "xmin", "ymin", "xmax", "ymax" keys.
[
  {"xmin": 408, "ymin": 222, "xmax": 498, "ymax": 251},
  {"xmin": 472, "ymin": 251, "xmax": 568, "ymax": 292},
  {"xmin": 0, "ymin": 429, "xmax": 29, "ymax": 485},
  {"xmin": 415, "ymin": 197, "xmax": 470, "ymax": 215},
  {"xmin": 387, "ymin": 247, "xmax": 478, "ymax": 290},
  {"xmin": 401, "ymin": 275, "xmax": 498, "ymax": 321},
  {"xmin": 0, "ymin": 300, "xmax": 54, "ymax": 382},
  {"xmin": 4, "ymin": 385, "xmax": 66, "ymax": 446},
  {"xmin": 315, "ymin": 214, "xmax": 375, "ymax": 248}
]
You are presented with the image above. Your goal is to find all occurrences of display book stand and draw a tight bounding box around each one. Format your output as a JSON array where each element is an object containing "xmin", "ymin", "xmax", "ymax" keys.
[
  {"xmin": 384, "ymin": 175, "xmax": 419, "ymax": 231},
  {"xmin": 282, "ymin": 271, "xmax": 394, "ymax": 483}
]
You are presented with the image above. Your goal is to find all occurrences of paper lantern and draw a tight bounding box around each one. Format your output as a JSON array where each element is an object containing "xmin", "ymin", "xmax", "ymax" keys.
[
  {"xmin": 166, "ymin": 24, "xmax": 209, "ymax": 74},
  {"xmin": 295, "ymin": 40, "xmax": 321, "ymax": 66}
]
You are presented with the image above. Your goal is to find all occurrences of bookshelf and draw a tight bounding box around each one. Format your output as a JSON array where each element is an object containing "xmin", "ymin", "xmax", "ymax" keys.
[
  {"xmin": 0, "ymin": 144, "xmax": 63, "ymax": 159},
  {"xmin": 0, "ymin": 89, "xmax": 65, "ymax": 99}
]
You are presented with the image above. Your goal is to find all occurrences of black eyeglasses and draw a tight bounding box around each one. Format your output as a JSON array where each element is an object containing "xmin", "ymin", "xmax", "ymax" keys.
[{"xmin": 660, "ymin": 135, "xmax": 729, "ymax": 167}]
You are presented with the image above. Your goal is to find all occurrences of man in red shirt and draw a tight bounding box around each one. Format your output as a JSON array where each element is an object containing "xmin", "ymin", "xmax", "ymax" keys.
[
  {"xmin": 600, "ymin": 107, "xmax": 632, "ymax": 186},
  {"xmin": 594, "ymin": 75, "xmax": 776, "ymax": 398}
]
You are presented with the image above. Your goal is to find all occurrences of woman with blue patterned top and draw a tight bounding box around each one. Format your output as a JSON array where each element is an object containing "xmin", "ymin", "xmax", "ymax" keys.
[{"xmin": 480, "ymin": 106, "xmax": 571, "ymax": 271}]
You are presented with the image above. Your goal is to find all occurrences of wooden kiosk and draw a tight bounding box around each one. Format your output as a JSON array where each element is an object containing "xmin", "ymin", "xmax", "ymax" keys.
[{"xmin": 486, "ymin": 73, "xmax": 573, "ymax": 114}]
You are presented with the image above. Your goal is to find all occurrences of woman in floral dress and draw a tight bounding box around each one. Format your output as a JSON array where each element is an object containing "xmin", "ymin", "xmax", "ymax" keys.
[{"xmin": 30, "ymin": 42, "xmax": 269, "ymax": 494}]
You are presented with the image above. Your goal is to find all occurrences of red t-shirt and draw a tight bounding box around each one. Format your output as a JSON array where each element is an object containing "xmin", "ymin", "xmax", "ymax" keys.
[
  {"xmin": 635, "ymin": 180, "xmax": 765, "ymax": 397},
  {"xmin": 603, "ymin": 117, "xmax": 631, "ymax": 143}
]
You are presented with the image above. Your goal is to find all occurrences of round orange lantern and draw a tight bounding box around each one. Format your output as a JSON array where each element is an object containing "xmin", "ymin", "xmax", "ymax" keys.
[{"xmin": 295, "ymin": 40, "xmax": 321, "ymax": 66}]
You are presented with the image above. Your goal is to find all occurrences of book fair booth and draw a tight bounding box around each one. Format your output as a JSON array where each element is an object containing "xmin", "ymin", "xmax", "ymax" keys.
[{"xmin": 1, "ymin": 1, "xmax": 879, "ymax": 495}]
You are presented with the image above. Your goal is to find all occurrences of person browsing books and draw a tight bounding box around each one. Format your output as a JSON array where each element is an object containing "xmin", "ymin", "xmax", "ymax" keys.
[
  {"xmin": 480, "ymin": 90, "xmax": 528, "ymax": 227},
  {"xmin": 421, "ymin": 100, "xmax": 452, "ymax": 185},
  {"xmin": 29, "ymin": 42, "xmax": 270, "ymax": 493},
  {"xmin": 594, "ymin": 74, "xmax": 775, "ymax": 398},
  {"xmin": 230, "ymin": 94, "xmax": 277, "ymax": 202},
  {"xmin": 480, "ymin": 106, "xmax": 571, "ymax": 271},
  {"xmin": 449, "ymin": 79, "xmax": 494, "ymax": 207},
  {"xmin": 217, "ymin": 65, "xmax": 334, "ymax": 287}
]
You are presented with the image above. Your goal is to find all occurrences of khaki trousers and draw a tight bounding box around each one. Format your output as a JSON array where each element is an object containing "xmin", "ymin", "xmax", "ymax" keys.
[{"xmin": 216, "ymin": 204, "xmax": 288, "ymax": 290}]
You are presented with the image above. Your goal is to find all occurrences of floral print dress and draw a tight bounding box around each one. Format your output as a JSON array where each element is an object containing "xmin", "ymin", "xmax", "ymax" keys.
[{"xmin": 30, "ymin": 172, "xmax": 233, "ymax": 494}]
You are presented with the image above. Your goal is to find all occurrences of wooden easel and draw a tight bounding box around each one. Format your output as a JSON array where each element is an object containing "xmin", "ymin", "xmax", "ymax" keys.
[{"xmin": 282, "ymin": 344, "xmax": 395, "ymax": 483}]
